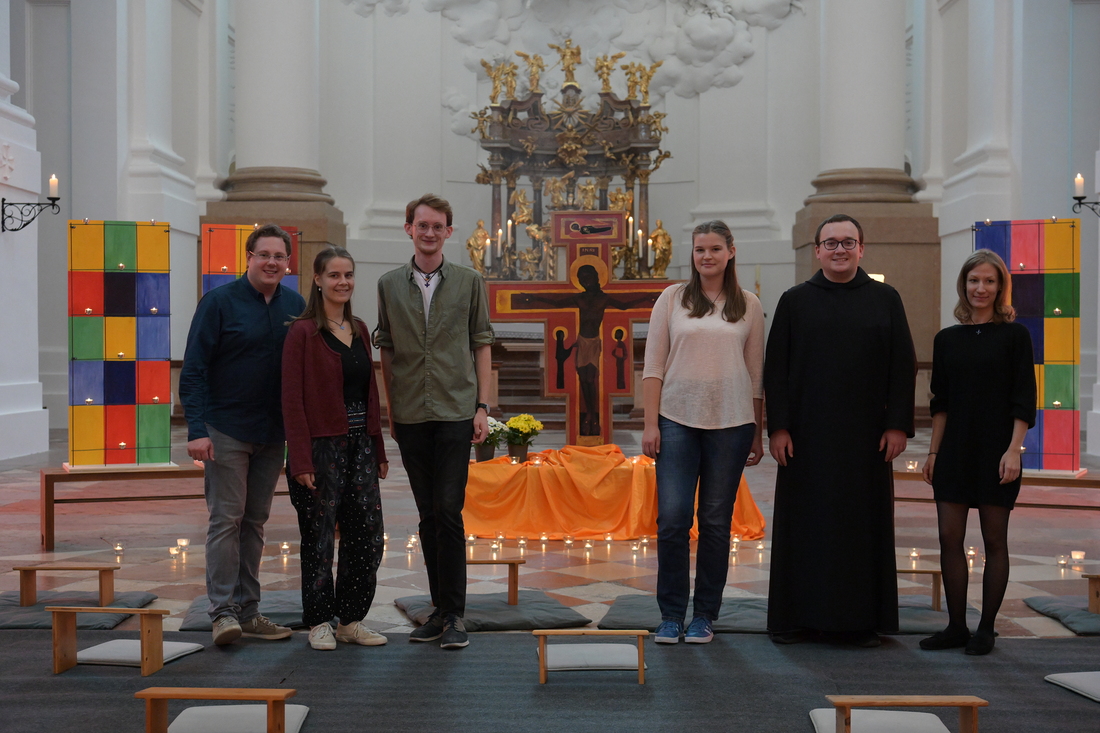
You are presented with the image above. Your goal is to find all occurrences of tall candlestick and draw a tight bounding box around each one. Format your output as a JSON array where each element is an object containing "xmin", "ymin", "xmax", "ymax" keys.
[
  {"xmin": 484, "ymin": 238, "xmax": 491, "ymax": 267},
  {"xmin": 1075, "ymin": 173, "xmax": 1085, "ymax": 197},
  {"xmin": 49, "ymin": 175, "xmax": 58, "ymax": 198},
  {"xmin": 507, "ymin": 218, "xmax": 513, "ymax": 246},
  {"xmin": 628, "ymin": 216, "xmax": 634, "ymax": 249}
]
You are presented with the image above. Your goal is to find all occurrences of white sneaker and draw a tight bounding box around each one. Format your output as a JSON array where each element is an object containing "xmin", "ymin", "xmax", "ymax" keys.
[
  {"xmin": 308, "ymin": 623, "xmax": 336, "ymax": 651},
  {"xmin": 335, "ymin": 620, "xmax": 388, "ymax": 646}
]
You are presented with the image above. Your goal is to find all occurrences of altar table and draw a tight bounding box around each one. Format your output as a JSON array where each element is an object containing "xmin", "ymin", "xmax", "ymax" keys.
[{"xmin": 463, "ymin": 444, "xmax": 765, "ymax": 540}]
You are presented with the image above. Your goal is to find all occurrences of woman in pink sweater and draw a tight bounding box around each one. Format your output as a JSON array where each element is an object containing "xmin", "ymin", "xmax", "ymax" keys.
[
  {"xmin": 642, "ymin": 220, "xmax": 765, "ymax": 644},
  {"xmin": 282, "ymin": 246, "xmax": 389, "ymax": 651}
]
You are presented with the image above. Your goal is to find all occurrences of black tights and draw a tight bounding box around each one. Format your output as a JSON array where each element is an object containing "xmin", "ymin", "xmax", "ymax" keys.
[{"xmin": 936, "ymin": 501, "xmax": 1012, "ymax": 633}]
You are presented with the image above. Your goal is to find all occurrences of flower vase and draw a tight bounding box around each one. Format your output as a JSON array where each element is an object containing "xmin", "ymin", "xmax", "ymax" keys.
[
  {"xmin": 507, "ymin": 444, "xmax": 529, "ymax": 462},
  {"xmin": 475, "ymin": 443, "xmax": 496, "ymax": 462}
]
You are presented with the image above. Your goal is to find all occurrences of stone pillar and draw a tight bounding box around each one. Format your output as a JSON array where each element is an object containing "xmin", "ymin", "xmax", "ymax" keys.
[
  {"xmin": 597, "ymin": 176, "xmax": 610, "ymax": 211},
  {"xmin": 793, "ymin": 0, "xmax": 940, "ymax": 384},
  {"xmin": 203, "ymin": 0, "xmax": 344, "ymax": 281},
  {"xmin": 637, "ymin": 169, "xmax": 651, "ymax": 277},
  {"xmin": 1088, "ymin": 140, "xmax": 1100, "ymax": 457}
]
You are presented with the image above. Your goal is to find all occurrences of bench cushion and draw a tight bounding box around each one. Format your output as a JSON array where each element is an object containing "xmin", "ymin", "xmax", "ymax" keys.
[
  {"xmin": 396, "ymin": 591, "xmax": 589, "ymax": 631},
  {"xmin": 1024, "ymin": 596, "xmax": 1100, "ymax": 635},
  {"xmin": 1045, "ymin": 671, "xmax": 1100, "ymax": 703},
  {"xmin": 168, "ymin": 704, "xmax": 309, "ymax": 733},
  {"xmin": 0, "ymin": 591, "xmax": 157, "ymax": 629},
  {"xmin": 77, "ymin": 639, "xmax": 204, "ymax": 667},
  {"xmin": 809, "ymin": 708, "xmax": 951, "ymax": 732},
  {"xmin": 539, "ymin": 642, "xmax": 645, "ymax": 671}
]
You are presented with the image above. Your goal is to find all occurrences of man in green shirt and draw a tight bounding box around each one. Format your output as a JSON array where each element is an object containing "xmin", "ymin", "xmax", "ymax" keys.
[{"xmin": 375, "ymin": 193, "xmax": 494, "ymax": 650}]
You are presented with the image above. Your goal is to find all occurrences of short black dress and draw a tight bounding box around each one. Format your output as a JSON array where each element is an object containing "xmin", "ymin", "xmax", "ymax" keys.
[{"xmin": 929, "ymin": 322, "xmax": 1037, "ymax": 508}]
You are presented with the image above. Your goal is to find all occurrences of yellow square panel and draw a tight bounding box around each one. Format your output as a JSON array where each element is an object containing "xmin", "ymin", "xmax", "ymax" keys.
[
  {"xmin": 69, "ymin": 222, "xmax": 105, "ymax": 271},
  {"xmin": 136, "ymin": 222, "xmax": 170, "ymax": 272},
  {"xmin": 1043, "ymin": 220, "xmax": 1078, "ymax": 271},
  {"xmin": 69, "ymin": 405, "xmax": 105, "ymax": 465},
  {"xmin": 1043, "ymin": 317, "xmax": 1078, "ymax": 364},
  {"xmin": 237, "ymin": 227, "xmax": 251, "ymax": 273},
  {"xmin": 104, "ymin": 317, "xmax": 137, "ymax": 360},
  {"xmin": 1034, "ymin": 364, "xmax": 1044, "ymax": 409}
]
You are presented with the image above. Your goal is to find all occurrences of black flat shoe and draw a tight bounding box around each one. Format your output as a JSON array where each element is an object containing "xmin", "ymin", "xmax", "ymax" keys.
[
  {"xmin": 920, "ymin": 627, "xmax": 971, "ymax": 651},
  {"xmin": 964, "ymin": 629, "xmax": 996, "ymax": 655},
  {"xmin": 769, "ymin": 629, "xmax": 814, "ymax": 645}
]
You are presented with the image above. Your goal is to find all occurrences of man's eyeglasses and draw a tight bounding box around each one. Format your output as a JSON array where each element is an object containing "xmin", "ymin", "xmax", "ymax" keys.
[
  {"xmin": 818, "ymin": 238, "xmax": 860, "ymax": 251},
  {"xmin": 249, "ymin": 252, "xmax": 289, "ymax": 263},
  {"xmin": 414, "ymin": 222, "xmax": 448, "ymax": 234}
]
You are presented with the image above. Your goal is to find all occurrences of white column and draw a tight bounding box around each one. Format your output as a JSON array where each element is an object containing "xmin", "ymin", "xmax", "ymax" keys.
[
  {"xmin": 0, "ymin": 0, "xmax": 50, "ymax": 458},
  {"xmin": 193, "ymin": 0, "xmax": 231, "ymax": 203},
  {"xmin": 1088, "ymin": 142, "xmax": 1100, "ymax": 458}
]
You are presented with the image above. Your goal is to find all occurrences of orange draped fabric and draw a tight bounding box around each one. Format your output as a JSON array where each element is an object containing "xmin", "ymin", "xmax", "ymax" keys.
[{"xmin": 463, "ymin": 444, "xmax": 765, "ymax": 541}]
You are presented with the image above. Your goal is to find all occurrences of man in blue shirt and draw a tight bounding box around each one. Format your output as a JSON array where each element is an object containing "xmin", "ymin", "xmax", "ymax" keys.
[{"xmin": 180, "ymin": 224, "xmax": 306, "ymax": 645}]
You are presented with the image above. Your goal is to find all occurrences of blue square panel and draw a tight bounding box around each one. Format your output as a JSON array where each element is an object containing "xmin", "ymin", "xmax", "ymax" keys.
[
  {"xmin": 136, "ymin": 316, "xmax": 170, "ymax": 360},
  {"xmin": 70, "ymin": 361, "xmax": 104, "ymax": 406},
  {"xmin": 1016, "ymin": 317, "xmax": 1044, "ymax": 363},
  {"xmin": 1022, "ymin": 410, "xmax": 1044, "ymax": 470},
  {"xmin": 281, "ymin": 275, "xmax": 298, "ymax": 294},
  {"xmin": 103, "ymin": 361, "xmax": 136, "ymax": 405},
  {"xmin": 974, "ymin": 221, "xmax": 1010, "ymax": 263},
  {"xmin": 202, "ymin": 274, "xmax": 236, "ymax": 295},
  {"xmin": 136, "ymin": 273, "xmax": 170, "ymax": 316}
]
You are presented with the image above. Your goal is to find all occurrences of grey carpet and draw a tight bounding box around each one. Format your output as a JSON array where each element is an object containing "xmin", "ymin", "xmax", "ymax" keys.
[
  {"xmin": 598, "ymin": 594, "xmax": 981, "ymax": 634},
  {"xmin": 0, "ymin": 591, "xmax": 157, "ymax": 629},
  {"xmin": 178, "ymin": 591, "xmax": 308, "ymax": 631},
  {"xmin": 1, "ymin": 629, "xmax": 1097, "ymax": 732}
]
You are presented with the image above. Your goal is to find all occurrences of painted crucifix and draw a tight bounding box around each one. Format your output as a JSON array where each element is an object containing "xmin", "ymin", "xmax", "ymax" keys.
[{"xmin": 489, "ymin": 211, "xmax": 669, "ymax": 445}]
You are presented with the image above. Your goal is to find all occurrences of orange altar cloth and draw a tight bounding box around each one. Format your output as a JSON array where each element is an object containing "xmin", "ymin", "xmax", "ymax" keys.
[{"xmin": 462, "ymin": 444, "xmax": 765, "ymax": 541}]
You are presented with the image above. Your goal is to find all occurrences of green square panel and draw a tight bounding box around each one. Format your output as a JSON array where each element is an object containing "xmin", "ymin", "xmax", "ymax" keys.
[
  {"xmin": 1043, "ymin": 364, "xmax": 1078, "ymax": 410},
  {"xmin": 69, "ymin": 317, "xmax": 104, "ymax": 360},
  {"xmin": 103, "ymin": 221, "xmax": 137, "ymax": 272},
  {"xmin": 1044, "ymin": 273, "xmax": 1079, "ymax": 318},
  {"xmin": 137, "ymin": 403, "xmax": 171, "ymax": 447},
  {"xmin": 137, "ymin": 445, "xmax": 170, "ymax": 463}
]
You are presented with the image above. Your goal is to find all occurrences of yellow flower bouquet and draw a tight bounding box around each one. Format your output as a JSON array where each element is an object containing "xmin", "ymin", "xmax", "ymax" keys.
[{"xmin": 504, "ymin": 413, "xmax": 544, "ymax": 446}]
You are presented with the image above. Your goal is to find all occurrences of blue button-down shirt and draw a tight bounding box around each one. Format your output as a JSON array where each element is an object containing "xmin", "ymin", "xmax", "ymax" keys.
[{"xmin": 180, "ymin": 275, "xmax": 306, "ymax": 444}]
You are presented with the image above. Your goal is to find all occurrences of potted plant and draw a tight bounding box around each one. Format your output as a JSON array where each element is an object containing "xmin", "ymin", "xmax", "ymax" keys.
[
  {"xmin": 475, "ymin": 416, "xmax": 507, "ymax": 462},
  {"xmin": 504, "ymin": 413, "xmax": 544, "ymax": 462}
]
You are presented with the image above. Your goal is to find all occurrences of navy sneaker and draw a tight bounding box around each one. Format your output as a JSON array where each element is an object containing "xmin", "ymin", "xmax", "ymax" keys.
[
  {"xmin": 684, "ymin": 617, "xmax": 714, "ymax": 644},
  {"xmin": 654, "ymin": 619, "xmax": 683, "ymax": 644},
  {"xmin": 409, "ymin": 614, "xmax": 446, "ymax": 642}
]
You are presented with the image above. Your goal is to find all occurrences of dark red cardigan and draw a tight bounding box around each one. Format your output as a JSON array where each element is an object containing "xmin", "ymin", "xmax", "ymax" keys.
[{"xmin": 282, "ymin": 318, "xmax": 387, "ymax": 477}]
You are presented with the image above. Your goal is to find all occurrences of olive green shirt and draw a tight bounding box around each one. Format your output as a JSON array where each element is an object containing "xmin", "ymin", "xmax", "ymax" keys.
[{"xmin": 375, "ymin": 259, "xmax": 494, "ymax": 424}]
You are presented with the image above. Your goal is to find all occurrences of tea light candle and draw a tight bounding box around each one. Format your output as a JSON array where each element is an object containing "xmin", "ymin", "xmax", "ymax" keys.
[
  {"xmin": 640, "ymin": 535, "xmax": 649, "ymax": 545},
  {"xmin": 176, "ymin": 538, "xmax": 190, "ymax": 549},
  {"xmin": 383, "ymin": 533, "xmax": 389, "ymax": 542},
  {"xmin": 406, "ymin": 540, "xmax": 415, "ymax": 552},
  {"xmin": 510, "ymin": 456, "xmax": 520, "ymax": 465},
  {"xmin": 604, "ymin": 533, "xmax": 614, "ymax": 542},
  {"xmin": 631, "ymin": 543, "xmax": 640, "ymax": 552},
  {"xmin": 495, "ymin": 531, "xmax": 506, "ymax": 541},
  {"xmin": 966, "ymin": 546, "xmax": 977, "ymax": 559},
  {"xmin": 517, "ymin": 536, "xmax": 528, "ymax": 547},
  {"xmin": 168, "ymin": 546, "xmax": 180, "ymax": 557},
  {"xmin": 1057, "ymin": 555, "xmax": 1070, "ymax": 567},
  {"xmin": 906, "ymin": 460, "xmax": 918, "ymax": 472},
  {"xmin": 490, "ymin": 539, "xmax": 501, "ymax": 550},
  {"xmin": 756, "ymin": 540, "xmax": 766, "ymax": 551},
  {"xmin": 1072, "ymin": 551, "xmax": 1086, "ymax": 561},
  {"xmin": 909, "ymin": 548, "xmax": 920, "ymax": 560},
  {"xmin": 563, "ymin": 535, "xmax": 574, "ymax": 547},
  {"xmin": 466, "ymin": 533, "xmax": 477, "ymax": 544},
  {"xmin": 280, "ymin": 541, "xmax": 291, "ymax": 556},
  {"xmin": 583, "ymin": 540, "xmax": 594, "ymax": 549},
  {"xmin": 539, "ymin": 533, "xmax": 549, "ymax": 542},
  {"xmin": 113, "ymin": 542, "xmax": 125, "ymax": 555},
  {"xmin": 532, "ymin": 455, "xmax": 543, "ymax": 466}
]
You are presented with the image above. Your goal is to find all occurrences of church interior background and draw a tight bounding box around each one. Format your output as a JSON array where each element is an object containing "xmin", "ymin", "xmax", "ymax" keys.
[{"xmin": 2, "ymin": 1, "xmax": 1100, "ymax": 729}]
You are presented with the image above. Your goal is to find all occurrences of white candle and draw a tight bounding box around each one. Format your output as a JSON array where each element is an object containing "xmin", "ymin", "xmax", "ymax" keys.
[
  {"xmin": 484, "ymin": 238, "xmax": 491, "ymax": 267},
  {"xmin": 1075, "ymin": 173, "xmax": 1085, "ymax": 197},
  {"xmin": 507, "ymin": 219, "xmax": 513, "ymax": 246},
  {"xmin": 627, "ymin": 216, "xmax": 633, "ymax": 248},
  {"xmin": 176, "ymin": 538, "xmax": 190, "ymax": 549},
  {"xmin": 49, "ymin": 174, "xmax": 58, "ymax": 198}
]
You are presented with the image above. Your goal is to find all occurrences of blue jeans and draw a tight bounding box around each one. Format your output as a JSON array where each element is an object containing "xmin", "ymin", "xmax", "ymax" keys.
[{"xmin": 656, "ymin": 417, "xmax": 755, "ymax": 622}]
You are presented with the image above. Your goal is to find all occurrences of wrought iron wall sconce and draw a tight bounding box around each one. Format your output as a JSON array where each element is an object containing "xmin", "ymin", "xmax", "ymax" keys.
[
  {"xmin": 1072, "ymin": 196, "xmax": 1100, "ymax": 218},
  {"xmin": 2, "ymin": 175, "xmax": 62, "ymax": 232}
]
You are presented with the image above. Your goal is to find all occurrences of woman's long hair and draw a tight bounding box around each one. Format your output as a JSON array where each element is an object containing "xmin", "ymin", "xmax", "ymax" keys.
[
  {"xmin": 953, "ymin": 248, "xmax": 1015, "ymax": 324},
  {"xmin": 296, "ymin": 246, "xmax": 358, "ymax": 337},
  {"xmin": 680, "ymin": 220, "xmax": 747, "ymax": 322}
]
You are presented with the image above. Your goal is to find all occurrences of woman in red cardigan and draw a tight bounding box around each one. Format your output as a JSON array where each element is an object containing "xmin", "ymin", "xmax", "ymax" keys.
[{"xmin": 283, "ymin": 246, "xmax": 389, "ymax": 651}]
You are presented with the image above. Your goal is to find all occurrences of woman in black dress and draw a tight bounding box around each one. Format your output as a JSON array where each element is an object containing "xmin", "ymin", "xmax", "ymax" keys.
[{"xmin": 920, "ymin": 249, "xmax": 1036, "ymax": 655}]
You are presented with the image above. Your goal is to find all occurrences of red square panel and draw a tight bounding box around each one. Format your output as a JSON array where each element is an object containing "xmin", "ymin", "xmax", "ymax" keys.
[
  {"xmin": 1041, "ymin": 410, "xmax": 1078, "ymax": 470},
  {"xmin": 105, "ymin": 404, "xmax": 136, "ymax": 464},
  {"xmin": 136, "ymin": 361, "xmax": 170, "ymax": 405},
  {"xmin": 1009, "ymin": 221, "xmax": 1043, "ymax": 274},
  {"xmin": 204, "ymin": 227, "xmax": 240, "ymax": 275},
  {"xmin": 69, "ymin": 272, "xmax": 104, "ymax": 316}
]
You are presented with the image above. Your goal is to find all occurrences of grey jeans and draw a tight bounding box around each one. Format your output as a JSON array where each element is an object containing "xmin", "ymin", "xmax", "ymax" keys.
[{"xmin": 203, "ymin": 424, "xmax": 285, "ymax": 622}]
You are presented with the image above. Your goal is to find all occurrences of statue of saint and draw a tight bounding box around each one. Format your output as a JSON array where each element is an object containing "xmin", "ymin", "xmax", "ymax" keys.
[
  {"xmin": 595, "ymin": 52, "xmax": 626, "ymax": 93},
  {"xmin": 621, "ymin": 62, "xmax": 641, "ymax": 100},
  {"xmin": 480, "ymin": 59, "xmax": 504, "ymax": 104},
  {"xmin": 515, "ymin": 51, "xmax": 546, "ymax": 94},
  {"xmin": 466, "ymin": 219, "xmax": 489, "ymax": 275},
  {"xmin": 650, "ymin": 219, "xmax": 672, "ymax": 279},
  {"xmin": 638, "ymin": 60, "xmax": 663, "ymax": 105},
  {"xmin": 510, "ymin": 188, "xmax": 533, "ymax": 224},
  {"xmin": 577, "ymin": 179, "xmax": 597, "ymax": 210},
  {"xmin": 608, "ymin": 187, "xmax": 634, "ymax": 212},
  {"xmin": 548, "ymin": 39, "xmax": 582, "ymax": 86},
  {"xmin": 500, "ymin": 60, "xmax": 519, "ymax": 100},
  {"xmin": 543, "ymin": 171, "xmax": 575, "ymax": 209}
]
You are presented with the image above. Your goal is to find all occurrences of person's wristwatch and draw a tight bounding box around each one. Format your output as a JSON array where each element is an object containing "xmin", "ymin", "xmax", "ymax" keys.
[{"xmin": 476, "ymin": 402, "xmax": 490, "ymax": 413}]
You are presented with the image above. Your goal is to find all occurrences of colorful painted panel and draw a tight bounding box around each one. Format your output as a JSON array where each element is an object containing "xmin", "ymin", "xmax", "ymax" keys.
[
  {"xmin": 200, "ymin": 224, "xmax": 301, "ymax": 296},
  {"xmin": 973, "ymin": 219, "xmax": 1080, "ymax": 472},
  {"xmin": 67, "ymin": 220, "xmax": 172, "ymax": 466}
]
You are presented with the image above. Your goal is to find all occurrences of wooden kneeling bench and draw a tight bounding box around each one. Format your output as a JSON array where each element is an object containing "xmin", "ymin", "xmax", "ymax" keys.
[
  {"xmin": 826, "ymin": 695, "xmax": 989, "ymax": 733},
  {"xmin": 897, "ymin": 568, "xmax": 943, "ymax": 611},
  {"xmin": 14, "ymin": 563, "xmax": 119, "ymax": 606},
  {"xmin": 467, "ymin": 557, "xmax": 525, "ymax": 605},
  {"xmin": 533, "ymin": 628, "xmax": 649, "ymax": 685},
  {"xmin": 135, "ymin": 687, "xmax": 297, "ymax": 733},
  {"xmin": 46, "ymin": 605, "xmax": 169, "ymax": 676},
  {"xmin": 1083, "ymin": 574, "xmax": 1099, "ymax": 614}
]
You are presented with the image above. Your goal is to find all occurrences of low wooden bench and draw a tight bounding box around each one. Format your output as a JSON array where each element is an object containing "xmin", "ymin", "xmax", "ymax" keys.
[
  {"xmin": 1083, "ymin": 574, "xmax": 1100, "ymax": 613},
  {"xmin": 14, "ymin": 563, "xmax": 119, "ymax": 606},
  {"xmin": 46, "ymin": 605, "xmax": 170, "ymax": 676},
  {"xmin": 897, "ymin": 568, "xmax": 943, "ymax": 611},
  {"xmin": 532, "ymin": 628, "xmax": 649, "ymax": 685},
  {"xmin": 467, "ymin": 557, "xmax": 526, "ymax": 605},
  {"xmin": 135, "ymin": 687, "xmax": 297, "ymax": 733},
  {"xmin": 826, "ymin": 695, "xmax": 988, "ymax": 733}
]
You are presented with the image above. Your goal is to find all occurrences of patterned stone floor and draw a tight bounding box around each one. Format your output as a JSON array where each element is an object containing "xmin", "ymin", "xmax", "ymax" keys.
[{"xmin": 1, "ymin": 426, "xmax": 1097, "ymax": 640}]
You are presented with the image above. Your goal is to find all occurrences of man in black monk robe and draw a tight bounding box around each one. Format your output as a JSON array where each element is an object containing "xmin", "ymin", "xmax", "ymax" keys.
[{"xmin": 764, "ymin": 214, "xmax": 916, "ymax": 648}]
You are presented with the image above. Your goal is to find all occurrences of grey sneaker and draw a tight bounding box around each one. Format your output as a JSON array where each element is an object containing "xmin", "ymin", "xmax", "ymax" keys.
[
  {"xmin": 212, "ymin": 614, "xmax": 241, "ymax": 646},
  {"xmin": 240, "ymin": 615, "xmax": 292, "ymax": 640},
  {"xmin": 439, "ymin": 614, "xmax": 469, "ymax": 649},
  {"xmin": 335, "ymin": 620, "xmax": 388, "ymax": 646},
  {"xmin": 409, "ymin": 614, "xmax": 446, "ymax": 642},
  {"xmin": 308, "ymin": 623, "xmax": 336, "ymax": 651}
]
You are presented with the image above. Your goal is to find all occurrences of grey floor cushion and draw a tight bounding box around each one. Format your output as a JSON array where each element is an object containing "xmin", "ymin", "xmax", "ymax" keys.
[
  {"xmin": 0, "ymin": 590, "xmax": 158, "ymax": 629},
  {"xmin": 1024, "ymin": 596, "xmax": 1100, "ymax": 635},
  {"xmin": 809, "ymin": 708, "xmax": 950, "ymax": 732},
  {"xmin": 76, "ymin": 639, "xmax": 204, "ymax": 666},
  {"xmin": 178, "ymin": 591, "xmax": 306, "ymax": 631},
  {"xmin": 167, "ymin": 704, "xmax": 309, "ymax": 733},
  {"xmin": 538, "ymin": 642, "xmax": 646, "ymax": 671},
  {"xmin": 1045, "ymin": 671, "xmax": 1100, "ymax": 703},
  {"xmin": 396, "ymin": 591, "xmax": 589, "ymax": 631},
  {"xmin": 599, "ymin": 594, "xmax": 979, "ymax": 634}
]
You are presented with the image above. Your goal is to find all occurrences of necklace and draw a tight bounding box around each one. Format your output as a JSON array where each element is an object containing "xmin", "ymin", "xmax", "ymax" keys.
[
  {"xmin": 327, "ymin": 317, "xmax": 346, "ymax": 331},
  {"xmin": 413, "ymin": 260, "xmax": 443, "ymax": 286}
]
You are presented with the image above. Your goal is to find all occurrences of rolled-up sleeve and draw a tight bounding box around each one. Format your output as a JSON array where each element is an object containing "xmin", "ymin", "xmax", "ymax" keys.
[
  {"xmin": 373, "ymin": 279, "xmax": 393, "ymax": 349},
  {"xmin": 468, "ymin": 273, "xmax": 495, "ymax": 347}
]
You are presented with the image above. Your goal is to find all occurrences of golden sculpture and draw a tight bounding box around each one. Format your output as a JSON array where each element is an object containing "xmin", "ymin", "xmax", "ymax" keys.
[
  {"xmin": 650, "ymin": 219, "xmax": 672, "ymax": 279},
  {"xmin": 466, "ymin": 220, "xmax": 490, "ymax": 275},
  {"xmin": 509, "ymin": 187, "xmax": 533, "ymax": 224},
  {"xmin": 520, "ymin": 136, "xmax": 537, "ymax": 156},
  {"xmin": 595, "ymin": 52, "xmax": 626, "ymax": 93},
  {"xmin": 608, "ymin": 187, "xmax": 634, "ymax": 212},
  {"xmin": 501, "ymin": 60, "xmax": 519, "ymax": 100},
  {"xmin": 638, "ymin": 61, "xmax": 663, "ymax": 105},
  {"xmin": 470, "ymin": 109, "xmax": 492, "ymax": 138},
  {"xmin": 543, "ymin": 170, "xmax": 575, "ymax": 209},
  {"xmin": 612, "ymin": 243, "xmax": 639, "ymax": 280},
  {"xmin": 515, "ymin": 51, "xmax": 546, "ymax": 94},
  {"xmin": 554, "ymin": 128, "xmax": 589, "ymax": 167},
  {"xmin": 518, "ymin": 244, "xmax": 543, "ymax": 280},
  {"xmin": 621, "ymin": 62, "xmax": 641, "ymax": 100},
  {"xmin": 577, "ymin": 179, "xmax": 597, "ymax": 210},
  {"xmin": 481, "ymin": 59, "xmax": 504, "ymax": 104},
  {"xmin": 548, "ymin": 39, "xmax": 582, "ymax": 86}
]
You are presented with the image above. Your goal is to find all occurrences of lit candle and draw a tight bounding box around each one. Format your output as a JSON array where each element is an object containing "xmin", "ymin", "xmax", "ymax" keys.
[
  {"xmin": 1075, "ymin": 173, "xmax": 1085, "ymax": 197},
  {"xmin": 583, "ymin": 539, "xmax": 594, "ymax": 549},
  {"xmin": 408, "ymin": 534, "xmax": 419, "ymax": 546},
  {"xmin": 383, "ymin": 533, "xmax": 389, "ymax": 542},
  {"xmin": 1072, "ymin": 550, "xmax": 1086, "ymax": 561},
  {"xmin": 909, "ymin": 548, "xmax": 920, "ymax": 560},
  {"xmin": 507, "ymin": 219, "xmax": 513, "ymax": 246},
  {"xmin": 49, "ymin": 174, "xmax": 58, "ymax": 198},
  {"xmin": 756, "ymin": 540, "xmax": 766, "ymax": 551},
  {"xmin": 906, "ymin": 460, "xmax": 918, "ymax": 472},
  {"xmin": 497, "ymin": 228, "xmax": 502, "ymax": 253},
  {"xmin": 563, "ymin": 535, "xmax": 574, "ymax": 547},
  {"xmin": 176, "ymin": 538, "xmax": 190, "ymax": 549},
  {"xmin": 628, "ymin": 216, "xmax": 634, "ymax": 249},
  {"xmin": 490, "ymin": 539, "xmax": 501, "ymax": 550},
  {"xmin": 280, "ymin": 541, "xmax": 291, "ymax": 556},
  {"xmin": 966, "ymin": 546, "xmax": 977, "ymax": 559},
  {"xmin": 168, "ymin": 546, "xmax": 180, "ymax": 557},
  {"xmin": 604, "ymin": 533, "xmax": 614, "ymax": 542},
  {"xmin": 1057, "ymin": 555, "xmax": 1069, "ymax": 567},
  {"xmin": 640, "ymin": 535, "xmax": 649, "ymax": 545},
  {"xmin": 648, "ymin": 238, "xmax": 654, "ymax": 267},
  {"xmin": 631, "ymin": 543, "xmax": 640, "ymax": 552},
  {"xmin": 406, "ymin": 541, "xmax": 415, "ymax": 552},
  {"xmin": 466, "ymin": 533, "xmax": 477, "ymax": 544},
  {"xmin": 539, "ymin": 533, "xmax": 549, "ymax": 542},
  {"xmin": 113, "ymin": 542, "xmax": 124, "ymax": 554},
  {"xmin": 517, "ymin": 536, "xmax": 528, "ymax": 547},
  {"xmin": 484, "ymin": 238, "xmax": 491, "ymax": 267}
]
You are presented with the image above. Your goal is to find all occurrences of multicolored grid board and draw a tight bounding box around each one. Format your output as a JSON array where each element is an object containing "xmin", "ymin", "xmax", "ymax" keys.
[
  {"xmin": 201, "ymin": 224, "xmax": 300, "ymax": 295},
  {"xmin": 67, "ymin": 221, "xmax": 172, "ymax": 466},
  {"xmin": 973, "ymin": 219, "xmax": 1080, "ymax": 471}
]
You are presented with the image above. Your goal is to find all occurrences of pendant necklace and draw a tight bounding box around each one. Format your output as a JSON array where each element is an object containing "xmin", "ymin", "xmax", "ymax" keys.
[
  {"xmin": 327, "ymin": 318, "xmax": 346, "ymax": 331},
  {"xmin": 413, "ymin": 261, "xmax": 443, "ymax": 287}
]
